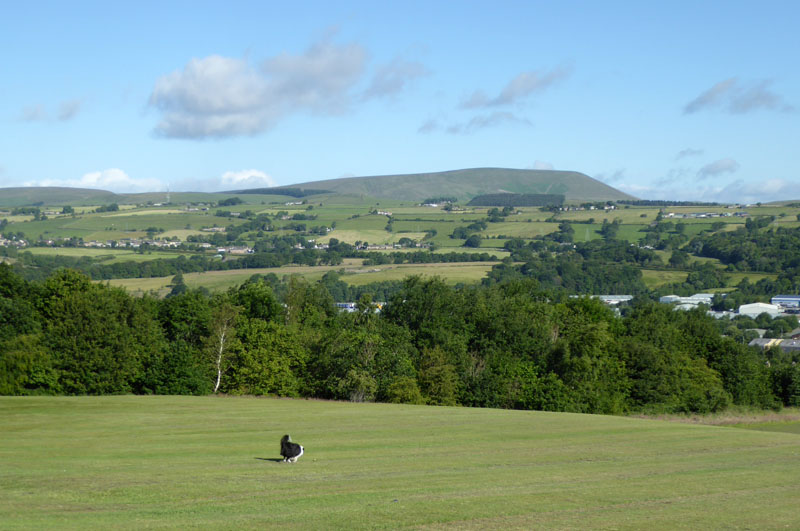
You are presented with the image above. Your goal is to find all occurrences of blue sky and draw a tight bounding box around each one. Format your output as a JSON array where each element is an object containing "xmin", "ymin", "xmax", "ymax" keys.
[{"xmin": 1, "ymin": 1, "xmax": 798, "ymax": 202}]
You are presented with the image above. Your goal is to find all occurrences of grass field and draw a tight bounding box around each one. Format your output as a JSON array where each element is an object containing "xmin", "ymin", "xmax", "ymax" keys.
[
  {"xmin": 106, "ymin": 260, "xmax": 496, "ymax": 295},
  {"xmin": 23, "ymin": 247, "xmax": 188, "ymax": 263},
  {"xmin": 2, "ymin": 396, "xmax": 799, "ymax": 529},
  {"xmin": 641, "ymin": 269, "xmax": 689, "ymax": 288}
]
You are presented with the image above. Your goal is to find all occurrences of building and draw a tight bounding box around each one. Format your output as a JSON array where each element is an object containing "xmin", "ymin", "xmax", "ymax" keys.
[
  {"xmin": 594, "ymin": 295, "xmax": 633, "ymax": 306},
  {"xmin": 738, "ymin": 303, "xmax": 782, "ymax": 318},
  {"xmin": 749, "ymin": 338, "xmax": 800, "ymax": 353},
  {"xmin": 771, "ymin": 295, "xmax": 800, "ymax": 308},
  {"xmin": 659, "ymin": 293, "xmax": 715, "ymax": 307}
]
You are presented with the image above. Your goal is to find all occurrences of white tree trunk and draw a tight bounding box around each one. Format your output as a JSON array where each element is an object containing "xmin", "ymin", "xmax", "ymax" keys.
[{"xmin": 213, "ymin": 330, "xmax": 226, "ymax": 393}]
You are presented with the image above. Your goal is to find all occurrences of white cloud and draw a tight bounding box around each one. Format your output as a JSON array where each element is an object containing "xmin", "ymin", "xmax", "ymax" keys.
[
  {"xmin": 27, "ymin": 168, "xmax": 163, "ymax": 193},
  {"xmin": 220, "ymin": 169, "xmax": 276, "ymax": 190},
  {"xmin": 149, "ymin": 34, "xmax": 370, "ymax": 139}
]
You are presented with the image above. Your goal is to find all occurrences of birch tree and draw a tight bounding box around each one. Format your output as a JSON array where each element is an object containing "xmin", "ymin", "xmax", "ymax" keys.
[{"xmin": 209, "ymin": 301, "xmax": 240, "ymax": 393}]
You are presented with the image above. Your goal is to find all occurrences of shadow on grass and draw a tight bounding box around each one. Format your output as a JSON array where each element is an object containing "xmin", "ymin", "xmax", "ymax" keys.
[{"xmin": 255, "ymin": 457, "xmax": 284, "ymax": 463}]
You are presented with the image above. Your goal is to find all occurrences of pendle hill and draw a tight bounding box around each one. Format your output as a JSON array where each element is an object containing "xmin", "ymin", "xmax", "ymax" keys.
[{"xmin": 226, "ymin": 167, "xmax": 636, "ymax": 203}]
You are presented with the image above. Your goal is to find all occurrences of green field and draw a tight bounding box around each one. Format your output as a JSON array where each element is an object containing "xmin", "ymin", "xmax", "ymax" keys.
[
  {"xmin": 2, "ymin": 396, "xmax": 799, "ymax": 529},
  {"xmin": 641, "ymin": 269, "xmax": 689, "ymax": 289},
  {"xmin": 23, "ymin": 247, "xmax": 188, "ymax": 264},
  {"xmin": 106, "ymin": 260, "xmax": 497, "ymax": 295}
]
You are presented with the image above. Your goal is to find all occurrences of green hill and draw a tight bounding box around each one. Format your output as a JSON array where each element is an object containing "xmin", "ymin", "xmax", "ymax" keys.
[
  {"xmin": 272, "ymin": 167, "xmax": 635, "ymax": 202},
  {"xmin": 0, "ymin": 187, "xmax": 120, "ymax": 207}
]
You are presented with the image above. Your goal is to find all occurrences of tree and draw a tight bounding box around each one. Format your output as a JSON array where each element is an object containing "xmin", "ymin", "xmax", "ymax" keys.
[
  {"xmin": 464, "ymin": 234, "xmax": 482, "ymax": 248},
  {"xmin": 208, "ymin": 300, "xmax": 240, "ymax": 393},
  {"xmin": 226, "ymin": 320, "xmax": 307, "ymax": 396}
]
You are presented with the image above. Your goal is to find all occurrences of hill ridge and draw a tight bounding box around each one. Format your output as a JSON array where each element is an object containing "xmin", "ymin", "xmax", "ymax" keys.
[{"xmin": 264, "ymin": 167, "xmax": 635, "ymax": 202}]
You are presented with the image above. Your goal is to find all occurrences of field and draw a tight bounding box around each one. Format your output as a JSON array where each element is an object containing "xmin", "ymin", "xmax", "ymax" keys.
[
  {"xmin": 4, "ymin": 191, "xmax": 800, "ymax": 298},
  {"xmin": 2, "ymin": 396, "xmax": 799, "ymax": 529},
  {"xmin": 107, "ymin": 260, "xmax": 499, "ymax": 295}
]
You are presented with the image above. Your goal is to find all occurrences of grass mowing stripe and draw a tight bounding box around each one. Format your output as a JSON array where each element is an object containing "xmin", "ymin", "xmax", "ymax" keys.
[{"xmin": 2, "ymin": 396, "xmax": 799, "ymax": 529}]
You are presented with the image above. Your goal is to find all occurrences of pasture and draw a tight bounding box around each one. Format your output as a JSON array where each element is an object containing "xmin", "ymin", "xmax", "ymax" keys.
[
  {"xmin": 106, "ymin": 260, "xmax": 498, "ymax": 295},
  {"xmin": 2, "ymin": 396, "xmax": 799, "ymax": 529}
]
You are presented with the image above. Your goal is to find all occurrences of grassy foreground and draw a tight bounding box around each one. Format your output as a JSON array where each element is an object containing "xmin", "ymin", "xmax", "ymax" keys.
[{"xmin": 2, "ymin": 396, "xmax": 800, "ymax": 529}]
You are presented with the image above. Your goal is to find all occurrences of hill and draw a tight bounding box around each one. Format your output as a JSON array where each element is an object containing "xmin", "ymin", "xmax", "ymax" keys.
[
  {"xmin": 267, "ymin": 167, "xmax": 636, "ymax": 202},
  {"xmin": 0, "ymin": 187, "xmax": 120, "ymax": 207}
]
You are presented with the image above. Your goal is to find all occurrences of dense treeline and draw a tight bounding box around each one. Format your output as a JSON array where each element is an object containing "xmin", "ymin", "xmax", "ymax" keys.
[
  {"xmin": 3, "ymin": 263, "xmax": 796, "ymax": 412},
  {"xmin": 5, "ymin": 242, "xmax": 496, "ymax": 290},
  {"xmin": 692, "ymin": 223, "xmax": 800, "ymax": 272}
]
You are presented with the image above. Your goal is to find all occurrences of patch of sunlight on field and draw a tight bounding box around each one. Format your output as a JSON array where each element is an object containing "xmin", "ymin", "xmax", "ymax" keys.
[
  {"xmin": 641, "ymin": 269, "xmax": 688, "ymax": 288},
  {"xmin": 102, "ymin": 209, "xmax": 187, "ymax": 216},
  {"xmin": 482, "ymin": 221, "xmax": 557, "ymax": 238},
  {"xmin": 341, "ymin": 262, "xmax": 497, "ymax": 286},
  {"xmin": 106, "ymin": 260, "xmax": 495, "ymax": 294},
  {"xmin": 316, "ymin": 230, "xmax": 427, "ymax": 245}
]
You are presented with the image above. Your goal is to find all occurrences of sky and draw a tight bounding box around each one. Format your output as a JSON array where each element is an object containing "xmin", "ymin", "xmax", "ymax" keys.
[{"xmin": 1, "ymin": 1, "xmax": 798, "ymax": 203}]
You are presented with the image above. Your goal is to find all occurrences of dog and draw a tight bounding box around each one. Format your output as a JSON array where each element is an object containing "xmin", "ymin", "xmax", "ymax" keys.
[{"xmin": 280, "ymin": 434, "xmax": 304, "ymax": 463}]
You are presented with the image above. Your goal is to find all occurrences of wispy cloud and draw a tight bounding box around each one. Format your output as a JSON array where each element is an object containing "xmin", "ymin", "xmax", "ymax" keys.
[
  {"xmin": 20, "ymin": 104, "xmax": 47, "ymax": 122},
  {"xmin": 461, "ymin": 66, "xmax": 571, "ymax": 109},
  {"xmin": 595, "ymin": 168, "xmax": 627, "ymax": 184},
  {"xmin": 446, "ymin": 112, "xmax": 531, "ymax": 134},
  {"xmin": 26, "ymin": 168, "xmax": 163, "ymax": 193},
  {"xmin": 417, "ymin": 118, "xmax": 440, "ymax": 134},
  {"xmin": 620, "ymin": 178, "xmax": 800, "ymax": 204},
  {"xmin": 675, "ymin": 147, "xmax": 704, "ymax": 160},
  {"xmin": 683, "ymin": 77, "xmax": 793, "ymax": 114},
  {"xmin": 57, "ymin": 99, "xmax": 82, "ymax": 121},
  {"xmin": 697, "ymin": 158, "xmax": 740, "ymax": 179},
  {"xmin": 362, "ymin": 57, "xmax": 429, "ymax": 100},
  {"xmin": 530, "ymin": 160, "xmax": 555, "ymax": 170},
  {"xmin": 19, "ymin": 99, "xmax": 83, "ymax": 122}
]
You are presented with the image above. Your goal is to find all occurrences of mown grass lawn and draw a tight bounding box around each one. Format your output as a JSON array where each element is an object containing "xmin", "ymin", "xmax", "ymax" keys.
[{"xmin": 2, "ymin": 396, "xmax": 799, "ymax": 529}]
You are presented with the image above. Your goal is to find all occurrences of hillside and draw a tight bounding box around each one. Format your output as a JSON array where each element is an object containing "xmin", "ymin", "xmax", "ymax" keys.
[
  {"xmin": 0, "ymin": 187, "xmax": 120, "ymax": 207},
  {"xmin": 268, "ymin": 167, "xmax": 636, "ymax": 202}
]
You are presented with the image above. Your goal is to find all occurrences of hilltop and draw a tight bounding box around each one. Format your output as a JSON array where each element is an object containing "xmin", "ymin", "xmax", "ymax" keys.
[
  {"xmin": 237, "ymin": 167, "xmax": 636, "ymax": 202},
  {"xmin": 0, "ymin": 187, "xmax": 119, "ymax": 207}
]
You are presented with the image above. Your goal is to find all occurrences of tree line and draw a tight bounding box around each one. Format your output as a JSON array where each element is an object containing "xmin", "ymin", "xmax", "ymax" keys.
[{"xmin": 3, "ymin": 263, "xmax": 797, "ymax": 413}]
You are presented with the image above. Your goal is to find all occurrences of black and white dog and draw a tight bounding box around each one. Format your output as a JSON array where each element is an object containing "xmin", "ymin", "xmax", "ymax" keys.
[{"xmin": 280, "ymin": 434, "xmax": 304, "ymax": 463}]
